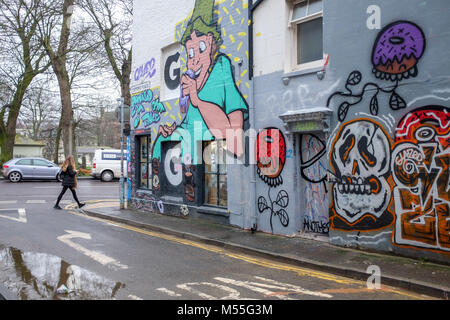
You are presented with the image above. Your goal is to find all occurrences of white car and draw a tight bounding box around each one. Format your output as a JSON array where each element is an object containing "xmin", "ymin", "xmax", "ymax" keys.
[{"xmin": 91, "ymin": 149, "xmax": 128, "ymax": 182}]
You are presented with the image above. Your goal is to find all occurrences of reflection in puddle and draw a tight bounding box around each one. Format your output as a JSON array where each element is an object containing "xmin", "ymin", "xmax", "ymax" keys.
[{"xmin": 0, "ymin": 245, "xmax": 125, "ymax": 300}]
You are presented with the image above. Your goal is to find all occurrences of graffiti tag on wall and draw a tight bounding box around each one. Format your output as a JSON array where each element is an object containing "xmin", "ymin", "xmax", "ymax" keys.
[
  {"xmin": 134, "ymin": 58, "xmax": 157, "ymax": 82},
  {"xmin": 300, "ymin": 134, "xmax": 330, "ymax": 234},
  {"xmin": 131, "ymin": 89, "xmax": 167, "ymax": 129},
  {"xmin": 256, "ymin": 128, "xmax": 290, "ymax": 233},
  {"xmin": 329, "ymin": 119, "xmax": 394, "ymax": 231},
  {"xmin": 392, "ymin": 106, "xmax": 449, "ymax": 253},
  {"xmin": 327, "ymin": 21, "xmax": 426, "ymax": 122}
]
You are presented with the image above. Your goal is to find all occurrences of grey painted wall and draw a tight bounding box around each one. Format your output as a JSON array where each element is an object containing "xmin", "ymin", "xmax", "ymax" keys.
[
  {"xmin": 130, "ymin": 0, "xmax": 450, "ymax": 263},
  {"xmin": 251, "ymin": 0, "xmax": 450, "ymax": 263}
]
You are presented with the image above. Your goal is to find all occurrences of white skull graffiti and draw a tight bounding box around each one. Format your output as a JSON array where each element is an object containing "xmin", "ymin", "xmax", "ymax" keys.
[{"xmin": 331, "ymin": 120, "xmax": 392, "ymax": 224}]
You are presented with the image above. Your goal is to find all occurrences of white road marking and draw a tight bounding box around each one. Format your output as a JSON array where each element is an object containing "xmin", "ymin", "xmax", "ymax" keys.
[
  {"xmin": 26, "ymin": 200, "xmax": 46, "ymax": 204},
  {"xmin": 0, "ymin": 200, "xmax": 18, "ymax": 204},
  {"xmin": 128, "ymin": 294, "xmax": 143, "ymax": 300},
  {"xmin": 156, "ymin": 288, "xmax": 182, "ymax": 297},
  {"xmin": 33, "ymin": 186, "xmax": 60, "ymax": 189},
  {"xmin": 57, "ymin": 230, "xmax": 128, "ymax": 270},
  {"xmin": 214, "ymin": 277, "xmax": 294, "ymax": 300},
  {"xmin": 0, "ymin": 208, "xmax": 27, "ymax": 223},
  {"xmin": 175, "ymin": 283, "xmax": 216, "ymax": 300},
  {"xmin": 252, "ymin": 276, "xmax": 333, "ymax": 298},
  {"xmin": 157, "ymin": 276, "xmax": 331, "ymax": 300},
  {"xmin": 176, "ymin": 282, "xmax": 245, "ymax": 300}
]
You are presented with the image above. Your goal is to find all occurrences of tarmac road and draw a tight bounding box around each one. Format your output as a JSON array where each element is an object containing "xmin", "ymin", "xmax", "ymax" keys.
[{"xmin": 0, "ymin": 178, "xmax": 437, "ymax": 301}]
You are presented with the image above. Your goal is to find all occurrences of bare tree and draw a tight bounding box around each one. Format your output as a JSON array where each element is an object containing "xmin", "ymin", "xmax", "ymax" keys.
[
  {"xmin": 35, "ymin": 0, "xmax": 102, "ymax": 161},
  {"xmin": 0, "ymin": 0, "xmax": 51, "ymax": 164},
  {"xmin": 80, "ymin": 0, "xmax": 132, "ymax": 106},
  {"xmin": 19, "ymin": 76, "xmax": 60, "ymax": 140},
  {"xmin": 39, "ymin": 0, "xmax": 76, "ymax": 159}
]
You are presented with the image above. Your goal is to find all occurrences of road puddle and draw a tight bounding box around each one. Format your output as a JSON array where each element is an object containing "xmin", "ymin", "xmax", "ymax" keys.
[{"xmin": 0, "ymin": 245, "xmax": 125, "ymax": 300}]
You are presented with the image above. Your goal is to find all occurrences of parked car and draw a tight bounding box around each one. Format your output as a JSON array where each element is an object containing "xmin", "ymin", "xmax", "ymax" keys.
[
  {"xmin": 91, "ymin": 149, "xmax": 128, "ymax": 182},
  {"xmin": 1, "ymin": 157, "xmax": 62, "ymax": 183}
]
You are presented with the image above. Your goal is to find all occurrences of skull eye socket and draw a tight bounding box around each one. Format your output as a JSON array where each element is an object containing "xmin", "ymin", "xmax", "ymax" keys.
[
  {"xmin": 358, "ymin": 136, "xmax": 377, "ymax": 167},
  {"xmin": 339, "ymin": 134, "xmax": 355, "ymax": 163}
]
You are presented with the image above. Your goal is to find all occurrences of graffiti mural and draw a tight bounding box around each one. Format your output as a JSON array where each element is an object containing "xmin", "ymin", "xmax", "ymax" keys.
[
  {"xmin": 152, "ymin": 0, "xmax": 249, "ymax": 165},
  {"xmin": 130, "ymin": 0, "xmax": 250, "ymax": 217},
  {"xmin": 256, "ymin": 128, "xmax": 289, "ymax": 233},
  {"xmin": 392, "ymin": 106, "xmax": 449, "ymax": 253},
  {"xmin": 327, "ymin": 21, "xmax": 426, "ymax": 121},
  {"xmin": 131, "ymin": 89, "xmax": 167, "ymax": 129},
  {"xmin": 152, "ymin": 158, "xmax": 160, "ymax": 192},
  {"xmin": 372, "ymin": 21, "xmax": 426, "ymax": 82},
  {"xmin": 329, "ymin": 119, "xmax": 394, "ymax": 231},
  {"xmin": 300, "ymin": 134, "xmax": 330, "ymax": 234},
  {"xmin": 134, "ymin": 58, "xmax": 157, "ymax": 82}
]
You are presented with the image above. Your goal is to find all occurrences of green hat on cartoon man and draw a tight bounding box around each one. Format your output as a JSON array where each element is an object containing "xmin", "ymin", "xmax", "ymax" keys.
[{"xmin": 181, "ymin": 0, "xmax": 222, "ymax": 45}]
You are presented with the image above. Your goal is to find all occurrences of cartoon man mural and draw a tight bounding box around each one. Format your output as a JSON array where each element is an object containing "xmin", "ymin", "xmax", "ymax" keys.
[{"xmin": 152, "ymin": 0, "xmax": 249, "ymax": 165}]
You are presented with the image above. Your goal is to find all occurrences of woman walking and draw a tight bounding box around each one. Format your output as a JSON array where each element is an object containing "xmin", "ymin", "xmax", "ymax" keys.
[{"xmin": 54, "ymin": 155, "xmax": 85, "ymax": 209}]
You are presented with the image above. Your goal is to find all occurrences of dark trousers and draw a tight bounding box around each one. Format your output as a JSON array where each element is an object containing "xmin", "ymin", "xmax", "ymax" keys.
[{"xmin": 56, "ymin": 186, "xmax": 80, "ymax": 205}]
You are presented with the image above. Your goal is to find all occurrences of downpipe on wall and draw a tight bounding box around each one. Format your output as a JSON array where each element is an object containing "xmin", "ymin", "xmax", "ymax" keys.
[{"xmin": 248, "ymin": 0, "xmax": 264, "ymax": 232}]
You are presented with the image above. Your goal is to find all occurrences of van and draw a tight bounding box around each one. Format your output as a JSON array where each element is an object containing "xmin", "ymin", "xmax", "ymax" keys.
[{"xmin": 91, "ymin": 149, "xmax": 128, "ymax": 182}]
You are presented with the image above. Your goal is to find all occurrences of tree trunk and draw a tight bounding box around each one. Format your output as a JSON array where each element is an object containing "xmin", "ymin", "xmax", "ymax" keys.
[
  {"xmin": 45, "ymin": 0, "xmax": 75, "ymax": 159},
  {"xmin": 53, "ymin": 119, "xmax": 62, "ymax": 164},
  {"xmin": 54, "ymin": 67, "xmax": 73, "ymax": 158},
  {"xmin": 0, "ymin": 79, "xmax": 33, "ymax": 163},
  {"xmin": 121, "ymin": 49, "xmax": 132, "ymax": 107},
  {"xmin": 71, "ymin": 118, "xmax": 78, "ymax": 165}
]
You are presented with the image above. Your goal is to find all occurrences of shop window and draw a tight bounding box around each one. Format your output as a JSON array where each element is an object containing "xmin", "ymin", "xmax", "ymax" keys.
[
  {"xmin": 203, "ymin": 140, "xmax": 227, "ymax": 207},
  {"xmin": 138, "ymin": 135, "xmax": 151, "ymax": 189},
  {"xmin": 288, "ymin": 0, "xmax": 324, "ymax": 70}
]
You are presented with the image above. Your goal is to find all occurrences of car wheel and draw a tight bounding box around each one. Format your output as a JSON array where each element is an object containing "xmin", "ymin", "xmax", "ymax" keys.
[
  {"xmin": 8, "ymin": 171, "xmax": 22, "ymax": 183},
  {"xmin": 56, "ymin": 173, "xmax": 62, "ymax": 182},
  {"xmin": 101, "ymin": 170, "xmax": 114, "ymax": 182}
]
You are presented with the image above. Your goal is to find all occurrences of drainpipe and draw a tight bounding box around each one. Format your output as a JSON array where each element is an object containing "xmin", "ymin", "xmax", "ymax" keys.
[
  {"xmin": 248, "ymin": 0, "xmax": 265, "ymax": 232},
  {"xmin": 249, "ymin": 0, "xmax": 265, "ymax": 80}
]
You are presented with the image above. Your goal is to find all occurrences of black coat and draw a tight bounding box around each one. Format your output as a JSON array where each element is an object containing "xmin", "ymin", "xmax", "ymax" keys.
[{"xmin": 61, "ymin": 165, "xmax": 77, "ymax": 187}]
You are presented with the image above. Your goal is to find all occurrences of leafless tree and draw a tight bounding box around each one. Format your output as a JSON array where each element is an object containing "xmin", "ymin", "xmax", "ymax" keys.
[
  {"xmin": 0, "ymin": 0, "xmax": 52, "ymax": 164},
  {"xmin": 35, "ymin": 0, "xmax": 105, "ymax": 161},
  {"xmin": 79, "ymin": 0, "xmax": 132, "ymax": 106},
  {"xmin": 19, "ymin": 75, "xmax": 60, "ymax": 140}
]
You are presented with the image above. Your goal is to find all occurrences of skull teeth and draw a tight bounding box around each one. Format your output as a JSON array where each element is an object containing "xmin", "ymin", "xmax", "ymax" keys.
[{"xmin": 337, "ymin": 181, "xmax": 372, "ymax": 195}]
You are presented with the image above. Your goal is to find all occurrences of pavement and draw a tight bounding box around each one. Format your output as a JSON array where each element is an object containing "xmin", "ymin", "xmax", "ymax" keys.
[{"xmin": 71, "ymin": 199, "xmax": 450, "ymax": 300}]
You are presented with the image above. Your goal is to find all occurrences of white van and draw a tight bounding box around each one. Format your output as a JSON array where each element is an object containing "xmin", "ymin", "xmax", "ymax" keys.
[{"xmin": 91, "ymin": 149, "xmax": 128, "ymax": 182}]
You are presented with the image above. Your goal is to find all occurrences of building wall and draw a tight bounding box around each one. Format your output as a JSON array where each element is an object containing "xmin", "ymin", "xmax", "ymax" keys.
[
  {"xmin": 131, "ymin": 0, "xmax": 449, "ymax": 263},
  {"xmin": 13, "ymin": 145, "xmax": 44, "ymax": 158},
  {"xmin": 251, "ymin": 0, "xmax": 449, "ymax": 262},
  {"xmin": 130, "ymin": 0, "xmax": 254, "ymax": 225},
  {"xmin": 252, "ymin": 0, "xmax": 334, "ymax": 236},
  {"xmin": 324, "ymin": 0, "xmax": 449, "ymax": 263}
]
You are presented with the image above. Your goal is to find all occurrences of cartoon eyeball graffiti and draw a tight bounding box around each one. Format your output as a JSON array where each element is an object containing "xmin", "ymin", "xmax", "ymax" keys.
[
  {"xmin": 256, "ymin": 128, "xmax": 286, "ymax": 188},
  {"xmin": 330, "ymin": 119, "xmax": 392, "ymax": 224}
]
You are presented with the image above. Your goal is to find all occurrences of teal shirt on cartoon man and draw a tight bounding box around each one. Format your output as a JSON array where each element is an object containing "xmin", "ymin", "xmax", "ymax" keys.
[{"xmin": 152, "ymin": 54, "xmax": 248, "ymax": 164}]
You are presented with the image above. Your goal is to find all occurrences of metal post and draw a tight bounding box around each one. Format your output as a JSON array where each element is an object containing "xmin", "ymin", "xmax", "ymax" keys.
[{"xmin": 118, "ymin": 97, "xmax": 125, "ymax": 210}]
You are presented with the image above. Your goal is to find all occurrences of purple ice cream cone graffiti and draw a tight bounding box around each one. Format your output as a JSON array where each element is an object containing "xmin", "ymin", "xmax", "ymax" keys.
[
  {"xmin": 372, "ymin": 21, "xmax": 426, "ymax": 81},
  {"xmin": 179, "ymin": 69, "xmax": 195, "ymax": 114}
]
